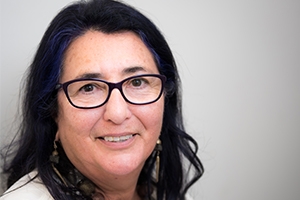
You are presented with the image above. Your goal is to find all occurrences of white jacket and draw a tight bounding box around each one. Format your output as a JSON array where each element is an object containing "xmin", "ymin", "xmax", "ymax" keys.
[
  {"xmin": 0, "ymin": 170, "xmax": 194, "ymax": 200},
  {"xmin": 0, "ymin": 170, "xmax": 53, "ymax": 200}
]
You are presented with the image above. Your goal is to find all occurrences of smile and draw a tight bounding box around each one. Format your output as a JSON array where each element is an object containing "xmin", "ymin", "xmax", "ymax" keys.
[{"xmin": 99, "ymin": 134, "xmax": 137, "ymax": 142}]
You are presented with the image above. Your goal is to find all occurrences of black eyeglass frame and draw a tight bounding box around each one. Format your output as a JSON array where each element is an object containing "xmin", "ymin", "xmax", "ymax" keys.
[{"xmin": 56, "ymin": 74, "xmax": 167, "ymax": 109}]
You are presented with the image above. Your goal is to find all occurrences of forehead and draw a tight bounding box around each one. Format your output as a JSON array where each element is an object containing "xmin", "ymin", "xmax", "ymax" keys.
[{"xmin": 61, "ymin": 30, "xmax": 158, "ymax": 82}]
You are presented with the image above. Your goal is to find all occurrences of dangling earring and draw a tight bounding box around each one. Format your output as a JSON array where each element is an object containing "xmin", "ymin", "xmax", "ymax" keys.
[
  {"xmin": 49, "ymin": 141, "xmax": 68, "ymax": 186},
  {"xmin": 155, "ymin": 139, "xmax": 162, "ymax": 183}
]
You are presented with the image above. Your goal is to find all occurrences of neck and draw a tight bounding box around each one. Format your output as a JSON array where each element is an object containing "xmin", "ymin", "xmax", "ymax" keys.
[
  {"xmin": 85, "ymin": 167, "xmax": 143, "ymax": 200},
  {"xmin": 93, "ymin": 186, "xmax": 141, "ymax": 200},
  {"xmin": 92, "ymin": 174, "xmax": 142, "ymax": 200}
]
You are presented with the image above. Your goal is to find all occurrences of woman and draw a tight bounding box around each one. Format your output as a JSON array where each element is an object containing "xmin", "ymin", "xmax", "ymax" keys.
[{"xmin": 0, "ymin": 0, "xmax": 203, "ymax": 199}]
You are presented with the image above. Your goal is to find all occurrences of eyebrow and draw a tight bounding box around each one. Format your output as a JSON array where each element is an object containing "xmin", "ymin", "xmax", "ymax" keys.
[
  {"xmin": 75, "ymin": 66, "xmax": 147, "ymax": 80},
  {"xmin": 75, "ymin": 73, "xmax": 102, "ymax": 79},
  {"xmin": 122, "ymin": 66, "xmax": 146, "ymax": 74}
]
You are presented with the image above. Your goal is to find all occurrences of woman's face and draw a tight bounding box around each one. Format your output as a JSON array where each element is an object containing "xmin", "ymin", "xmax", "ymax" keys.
[{"xmin": 56, "ymin": 31, "xmax": 164, "ymax": 182}]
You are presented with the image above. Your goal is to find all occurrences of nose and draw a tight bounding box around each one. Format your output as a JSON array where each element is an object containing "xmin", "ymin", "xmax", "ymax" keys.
[{"xmin": 103, "ymin": 88, "xmax": 131, "ymax": 124}]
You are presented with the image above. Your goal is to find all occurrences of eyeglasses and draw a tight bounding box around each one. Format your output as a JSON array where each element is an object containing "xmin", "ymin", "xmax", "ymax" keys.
[{"xmin": 56, "ymin": 74, "xmax": 166, "ymax": 109}]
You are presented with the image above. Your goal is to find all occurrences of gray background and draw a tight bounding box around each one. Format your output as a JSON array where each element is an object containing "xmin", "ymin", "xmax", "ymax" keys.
[{"xmin": 1, "ymin": 0, "xmax": 300, "ymax": 199}]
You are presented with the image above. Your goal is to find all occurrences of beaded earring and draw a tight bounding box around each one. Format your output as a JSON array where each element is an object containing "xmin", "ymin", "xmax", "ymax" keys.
[{"xmin": 155, "ymin": 139, "xmax": 162, "ymax": 182}]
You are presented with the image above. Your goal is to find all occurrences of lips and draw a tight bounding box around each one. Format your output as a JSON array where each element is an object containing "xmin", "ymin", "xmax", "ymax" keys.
[{"xmin": 98, "ymin": 134, "xmax": 137, "ymax": 142}]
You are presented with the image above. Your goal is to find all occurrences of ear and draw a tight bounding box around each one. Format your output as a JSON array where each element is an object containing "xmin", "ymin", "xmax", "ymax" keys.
[{"xmin": 55, "ymin": 131, "xmax": 60, "ymax": 141}]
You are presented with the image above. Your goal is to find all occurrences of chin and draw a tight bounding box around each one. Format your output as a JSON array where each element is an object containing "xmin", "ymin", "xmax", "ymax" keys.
[{"xmin": 102, "ymin": 155, "xmax": 145, "ymax": 177}]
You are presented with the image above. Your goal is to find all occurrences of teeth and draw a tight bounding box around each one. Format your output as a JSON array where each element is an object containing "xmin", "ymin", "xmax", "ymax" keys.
[{"xmin": 103, "ymin": 135, "xmax": 133, "ymax": 142}]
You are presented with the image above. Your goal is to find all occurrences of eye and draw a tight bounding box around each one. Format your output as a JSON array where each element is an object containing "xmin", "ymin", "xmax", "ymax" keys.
[
  {"xmin": 67, "ymin": 80, "xmax": 108, "ymax": 99},
  {"xmin": 80, "ymin": 84, "xmax": 95, "ymax": 92},
  {"xmin": 131, "ymin": 79, "xmax": 143, "ymax": 87}
]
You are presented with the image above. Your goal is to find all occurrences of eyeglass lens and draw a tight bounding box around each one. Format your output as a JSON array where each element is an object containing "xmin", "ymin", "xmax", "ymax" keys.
[{"xmin": 65, "ymin": 75, "xmax": 164, "ymax": 108}]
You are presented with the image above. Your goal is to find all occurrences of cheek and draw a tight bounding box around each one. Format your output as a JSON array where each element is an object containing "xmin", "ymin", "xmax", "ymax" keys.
[
  {"xmin": 138, "ymin": 99, "xmax": 164, "ymax": 134},
  {"xmin": 56, "ymin": 94, "xmax": 103, "ymax": 138}
]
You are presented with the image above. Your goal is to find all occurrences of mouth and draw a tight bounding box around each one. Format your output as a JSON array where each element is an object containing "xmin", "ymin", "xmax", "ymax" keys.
[{"xmin": 98, "ymin": 134, "xmax": 137, "ymax": 143}]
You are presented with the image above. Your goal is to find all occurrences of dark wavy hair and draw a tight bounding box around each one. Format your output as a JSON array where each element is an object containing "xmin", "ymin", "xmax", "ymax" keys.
[{"xmin": 1, "ymin": 0, "xmax": 203, "ymax": 199}]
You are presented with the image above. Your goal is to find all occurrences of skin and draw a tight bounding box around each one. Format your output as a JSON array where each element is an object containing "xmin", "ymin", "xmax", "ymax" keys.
[{"xmin": 56, "ymin": 30, "xmax": 164, "ymax": 200}]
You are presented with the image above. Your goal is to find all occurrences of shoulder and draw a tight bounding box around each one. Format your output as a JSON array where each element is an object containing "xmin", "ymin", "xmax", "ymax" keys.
[
  {"xmin": 186, "ymin": 193, "xmax": 194, "ymax": 200},
  {"xmin": 0, "ymin": 170, "xmax": 53, "ymax": 200}
]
